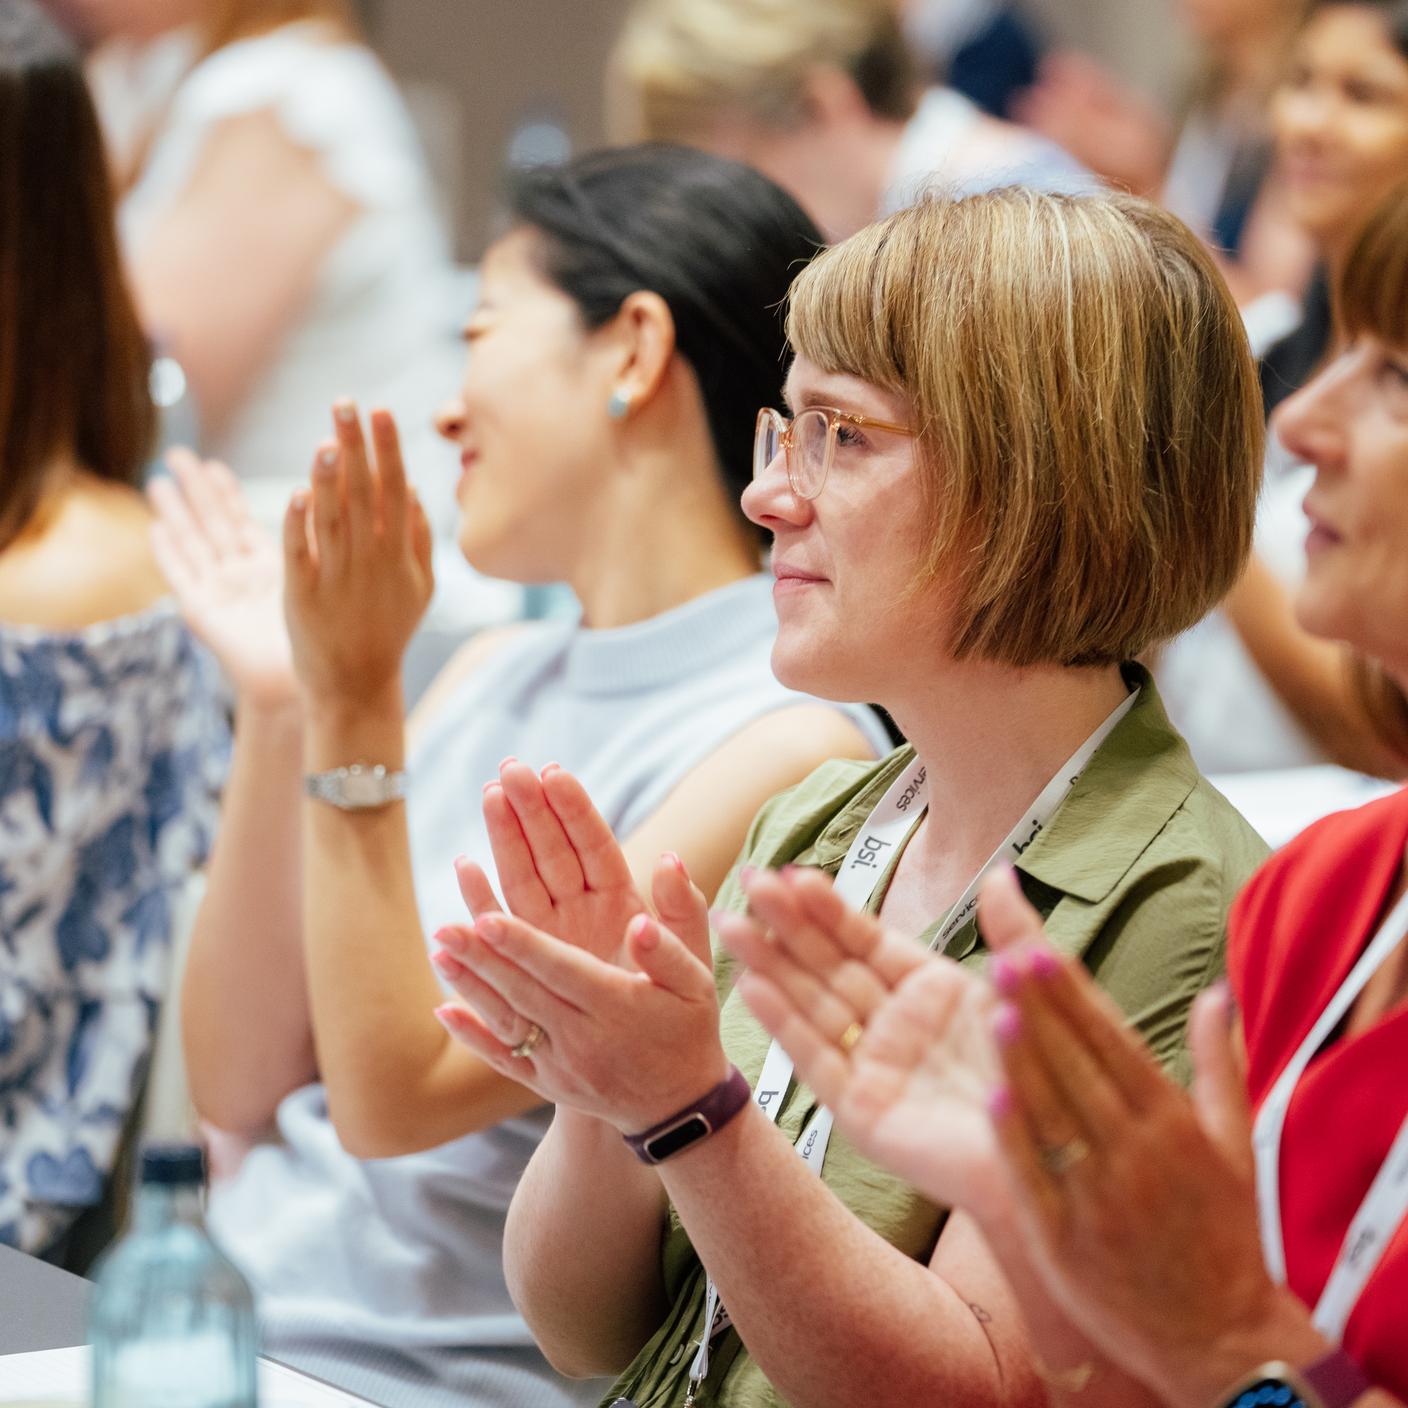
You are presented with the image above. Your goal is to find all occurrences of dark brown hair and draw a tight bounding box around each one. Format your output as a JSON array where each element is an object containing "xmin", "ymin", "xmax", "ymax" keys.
[{"xmin": 0, "ymin": 0, "xmax": 154, "ymax": 548}]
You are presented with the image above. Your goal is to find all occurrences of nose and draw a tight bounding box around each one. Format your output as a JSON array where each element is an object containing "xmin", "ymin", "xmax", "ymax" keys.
[
  {"xmin": 435, "ymin": 392, "xmax": 467, "ymax": 443},
  {"xmin": 1273, "ymin": 351, "xmax": 1356, "ymax": 473},
  {"xmin": 1276, "ymin": 81, "xmax": 1334, "ymax": 151},
  {"xmin": 741, "ymin": 448, "xmax": 814, "ymax": 532}
]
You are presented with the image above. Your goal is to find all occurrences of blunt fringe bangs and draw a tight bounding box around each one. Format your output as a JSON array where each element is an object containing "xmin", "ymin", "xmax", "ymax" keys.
[{"xmin": 786, "ymin": 187, "xmax": 1266, "ymax": 668}]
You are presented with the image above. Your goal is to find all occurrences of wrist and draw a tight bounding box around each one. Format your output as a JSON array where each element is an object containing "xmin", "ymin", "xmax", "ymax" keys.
[{"xmin": 1175, "ymin": 1291, "xmax": 1329, "ymax": 1408}]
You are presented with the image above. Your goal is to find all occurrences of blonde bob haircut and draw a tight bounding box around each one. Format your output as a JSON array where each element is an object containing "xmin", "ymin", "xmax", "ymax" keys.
[
  {"xmin": 786, "ymin": 187, "xmax": 1265, "ymax": 668},
  {"xmin": 608, "ymin": 0, "xmax": 917, "ymax": 144}
]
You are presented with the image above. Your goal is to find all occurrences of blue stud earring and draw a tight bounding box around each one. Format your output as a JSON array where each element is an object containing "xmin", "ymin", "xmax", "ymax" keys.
[{"xmin": 608, "ymin": 388, "xmax": 632, "ymax": 421}]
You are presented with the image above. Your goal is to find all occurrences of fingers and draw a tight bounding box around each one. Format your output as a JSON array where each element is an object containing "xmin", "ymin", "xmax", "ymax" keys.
[
  {"xmin": 987, "ymin": 1084, "xmax": 1063, "ymax": 1230},
  {"xmin": 433, "ymin": 1002, "xmax": 530, "ymax": 1082},
  {"xmin": 310, "ymin": 442, "xmax": 345, "ymax": 581},
  {"xmin": 976, "ymin": 866, "xmax": 1047, "ymax": 955},
  {"xmin": 782, "ymin": 868, "xmax": 926, "ymax": 989},
  {"xmin": 333, "ymin": 400, "xmax": 376, "ymax": 558},
  {"xmin": 205, "ymin": 457, "xmax": 259, "ymax": 553},
  {"xmin": 168, "ymin": 446, "xmax": 240, "ymax": 559},
  {"xmin": 369, "ymin": 408, "xmax": 408, "ymax": 543},
  {"xmin": 482, "ymin": 778, "xmax": 554, "ymax": 926},
  {"xmin": 409, "ymin": 489, "xmax": 434, "ymax": 583},
  {"xmin": 539, "ymin": 766, "xmax": 634, "ymax": 894},
  {"xmin": 446, "ymin": 911, "xmax": 617, "ymax": 1014},
  {"xmin": 625, "ymin": 915, "xmax": 716, "ymax": 1002},
  {"xmin": 498, "ymin": 761, "xmax": 588, "ymax": 898},
  {"xmin": 991, "ymin": 951, "xmax": 1127, "ymax": 1145},
  {"xmin": 739, "ymin": 869, "xmax": 894, "ymax": 1023},
  {"xmin": 1189, "ymin": 983, "xmax": 1254, "ymax": 1172},
  {"xmin": 454, "ymin": 855, "xmax": 505, "ymax": 921},
  {"xmin": 148, "ymin": 501, "xmax": 203, "ymax": 600},
  {"xmin": 736, "ymin": 969, "xmax": 853, "ymax": 1110},
  {"xmin": 283, "ymin": 489, "xmax": 314, "ymax": 594},
  {"xmin": 651, "ymin": 852, "xmax": 711, "ymax": 965},
  {"xmin": 432, "ymin": 937, "xmax": 526, "ymax": 1043}
]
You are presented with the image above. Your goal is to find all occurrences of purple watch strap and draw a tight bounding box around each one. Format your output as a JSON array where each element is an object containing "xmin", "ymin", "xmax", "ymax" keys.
[
  {"xmin": 623, "ymin": 1066, "xmax": 751, "ymax": 1165},
  {"xmin": 1303, "ymin": 1349, "xmax": 1373, "ymax": 1408}
]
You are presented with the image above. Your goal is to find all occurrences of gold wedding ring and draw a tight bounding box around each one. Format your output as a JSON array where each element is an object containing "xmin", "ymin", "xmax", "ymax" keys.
[
  {"xmin": 511, "ymin": 1022, "xmax": 545, "ymax": 1060},
  {"xmin": 838, "ymin": 1021, "xmax": 864, "ymax": 1055},
  {"xmin": 1039, "ymin": 1136, "xmax": 1091, "ymax": 1176}
]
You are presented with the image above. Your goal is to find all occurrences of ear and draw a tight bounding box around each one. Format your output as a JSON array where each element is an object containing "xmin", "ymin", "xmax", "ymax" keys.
[
  {"xmin": 602, "ymin": 290, "xmax": 678, "ymax": 418},
  {"xmin": 799, "ymin": 64, "xmax": 873, "ymax": 130}
]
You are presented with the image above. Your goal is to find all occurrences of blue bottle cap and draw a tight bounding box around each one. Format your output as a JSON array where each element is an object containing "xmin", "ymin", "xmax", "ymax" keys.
[{"xmin": 140, "ymin": 1143, "xmax": 206, "ymax": 1187}]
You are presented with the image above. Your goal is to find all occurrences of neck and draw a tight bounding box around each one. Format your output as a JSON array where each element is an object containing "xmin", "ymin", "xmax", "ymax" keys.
[
  {"xmin": 888, "ymin": 659, "xmax": 1131, "ymax": 876},
  {"xmin": 566, "ymin": 446, "xmax": 760, "ymax": 631}
]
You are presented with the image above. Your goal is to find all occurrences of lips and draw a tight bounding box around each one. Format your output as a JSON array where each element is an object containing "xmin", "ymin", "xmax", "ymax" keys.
[
  {"xmin": 1302, "ymin": 499, "xmax": 1344, "ymax": 553},
  {"xmin": 772, "ymin": 560, "xmax": 827, "ymax": 585}
]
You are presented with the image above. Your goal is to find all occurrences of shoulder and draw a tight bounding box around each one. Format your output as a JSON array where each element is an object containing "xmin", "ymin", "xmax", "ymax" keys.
[
  {"xmin": 1227, "ymin": 787, "xmax": 1408, "ymax": 1089},
  {"xmin": 407, "ymin": 622, "xmax": 540, "ymax": 748},
  {"xmin": 0, "ymin": 480, "xmax": 169, "ymax": 631}
]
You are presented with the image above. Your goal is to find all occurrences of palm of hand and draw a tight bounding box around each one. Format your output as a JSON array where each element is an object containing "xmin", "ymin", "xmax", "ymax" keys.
[
  {"xmin": 839, "ymin": 959, "xmax": 1004, "ymax": 1214},
  {"xmin": 193, "ymin": 533, "xmax": 293, "ymax": 702}
]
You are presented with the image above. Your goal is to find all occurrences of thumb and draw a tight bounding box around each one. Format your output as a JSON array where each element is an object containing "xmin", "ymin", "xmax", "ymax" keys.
[
  {"xmin": 977, "ymin": 865, "xmax": 1047, "ymax": 956},
  {"xmin": 651, "ymin": 853, "xmax": 712, "ymax": 967},
  {"xmin": 627, "ymin": 915, "xmax": 713, "ymax": 1001},
  {"xmin": 1189, "ymin": 982, "xmax": 1254, "ymax": 1175}
]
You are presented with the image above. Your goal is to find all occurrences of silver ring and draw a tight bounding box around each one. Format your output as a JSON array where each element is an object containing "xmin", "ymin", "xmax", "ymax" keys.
[
  {"xmin": 510, "ymin": 1022, "xmax": 544, "ymax": 1060},
  {"xmin": 1039, "ymin": 1137, "xmax": 1091, "ymax": 1176}
]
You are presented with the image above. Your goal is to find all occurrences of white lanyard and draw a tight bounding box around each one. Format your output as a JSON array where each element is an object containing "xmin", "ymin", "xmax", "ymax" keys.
[
  {"xmin": 1252, "ymin": 888, "xmax": 1408, "ymax": 1341},
  {"xmin": 685, "ymin": 688, "xmax": 1139, "ymax": 1399}
]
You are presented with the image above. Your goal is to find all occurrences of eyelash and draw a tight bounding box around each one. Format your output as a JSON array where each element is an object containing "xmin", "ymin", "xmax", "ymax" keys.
[
  {"xmin": 835, "ymin": 424, "xmax": 866, "ymax": 449},
  {"xmin": 1379, "ymin": 357, "xmax": 1408, "ymax": 389}
]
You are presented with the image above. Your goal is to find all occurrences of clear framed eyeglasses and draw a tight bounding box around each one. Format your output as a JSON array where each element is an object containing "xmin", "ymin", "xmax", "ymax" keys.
[{"xmin": 753, "ymin": 405, "xmax": 915, "ymax": 500}]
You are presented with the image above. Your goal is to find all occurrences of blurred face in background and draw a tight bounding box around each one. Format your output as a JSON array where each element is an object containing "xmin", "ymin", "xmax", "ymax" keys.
[
  {"xmin": 1278, "ymin": 334, "xmax": 1408, "ymax": 675},
  {"xmin": 434, "ymin": 228, "xmax": 630, "ymax": 583},
  {"xmin": 1273, "ymin": 5, "xmax": 1408, "ymax": 256}
]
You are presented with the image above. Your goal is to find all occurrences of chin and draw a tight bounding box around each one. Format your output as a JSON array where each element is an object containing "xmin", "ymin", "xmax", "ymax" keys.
[{"xmin": 770, "ymin": 635, "xmax": 866, "ymax": 704}]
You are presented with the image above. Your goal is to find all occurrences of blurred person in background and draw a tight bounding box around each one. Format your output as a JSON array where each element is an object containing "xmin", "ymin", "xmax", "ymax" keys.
[
  {"xmin": 724, "ymin": 180, "xmax": 1408, "ymax": 1408},
  {"xmin": 608, "ymin": 0, "xmax": 1092, "ymax": 245},
  {"xmin": 1015, "ymin": 0, "xmax": 1316, "ymax": 309},
  {"xmin": 45, "ymin": 0, "xmax": 497, "ymax": 638},
  {"xmin": 899, "ymin": 0, "xmax": 1045, "ymax": 120},
  {"xmin": 1157, "ymin": 0, "xmax": 1408, "ymax": 780},
  {"xmin": 0, "ymin": 0, "xmax": 226, "ymax": 1270},
  {"xmin": 150, "ymin": 145, "xmax": 889, "ymax": 1408}
]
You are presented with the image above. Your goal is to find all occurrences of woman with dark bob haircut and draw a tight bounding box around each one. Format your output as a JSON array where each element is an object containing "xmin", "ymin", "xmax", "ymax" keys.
[
  {"xmin": 151, "ymin": 144, "xmax": 889, "ymax": 1407},
  {"xmin": 0, "ymin": 0, "xmax": 225, "ymax": 1268}
]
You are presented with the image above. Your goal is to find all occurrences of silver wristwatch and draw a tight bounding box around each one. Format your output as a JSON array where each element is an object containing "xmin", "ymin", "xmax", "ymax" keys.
[{"xmin": 303, "ymin": 763, "xmax": 408, "ymax": 811}]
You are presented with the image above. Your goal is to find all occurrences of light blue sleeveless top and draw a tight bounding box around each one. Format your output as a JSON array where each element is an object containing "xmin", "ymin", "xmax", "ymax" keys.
[{"xmin": 208, "ymin": 575, "xmax": 888, "ymax": 1408}]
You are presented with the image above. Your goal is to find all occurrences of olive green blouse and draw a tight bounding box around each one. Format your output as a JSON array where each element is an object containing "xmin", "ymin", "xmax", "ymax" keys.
[{"xmin": 603, "ymin": 672, "xmax": 1268, "ymax": 1408}]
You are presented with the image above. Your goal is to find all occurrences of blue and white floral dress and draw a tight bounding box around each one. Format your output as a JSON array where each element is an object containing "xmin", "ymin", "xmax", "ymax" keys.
[{"xmin": 0, "ymin": 603, "xmax": 228, "ymax": 1257}]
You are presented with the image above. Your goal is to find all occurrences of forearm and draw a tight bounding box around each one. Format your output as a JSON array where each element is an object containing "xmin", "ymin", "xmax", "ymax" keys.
[
  {"xmin": 183, "ymin": 699, "xmax": 315, "ymax": 1132},
  {"xmin": 656, "ymin": 1102, "xmax": 1030, "ymax": 1408},
  {"xmin": 974, "ymin": 1212, "xmax": 1166, "ymax": 1408},
  {"xmin": 504, "ymin": 1107, "xmax": 669, "ymax": 1379},
  {"xmin": 302, "ymin": 686, "xmax": 538, "ymax": 1156}
]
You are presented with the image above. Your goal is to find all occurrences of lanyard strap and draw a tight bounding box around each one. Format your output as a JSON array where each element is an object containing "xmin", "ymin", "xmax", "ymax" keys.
[
  {"xmin": 1252, "ymin": 888, "xmax": 1408, "ymax": 1340},
  {"xmin": 686, "ymin": 687, "xmax": 1139, "ymax": 1398}
]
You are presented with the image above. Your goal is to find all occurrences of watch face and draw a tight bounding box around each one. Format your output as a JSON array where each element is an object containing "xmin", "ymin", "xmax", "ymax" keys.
[
  {"xmin": 1229, "ymin": 1379, "xmax": 1309, "ymax": 1408},
  {"xmin": 645, "ymin": 1115, "xmax": 710, "ymax": 1162},
  {"xmin": 342, "ymin": 770, "xmax": 386, "ymax": 806}
]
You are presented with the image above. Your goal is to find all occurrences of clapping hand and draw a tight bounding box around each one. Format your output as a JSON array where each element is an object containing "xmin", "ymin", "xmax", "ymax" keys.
[
  {"xmin": 719, "ymin": 864, "xmax": 1008, "ymax": 1221},
  {"xmin": 450, "ymin": 760, "xmax": 713, "ymax": 971},
  {"xmin": 282, "ymin": 402, "xmax": 434, "ymax": 709},
  {"xmin": 980, "ymin": 871, "xmax": 1299, "ymax": 1404},
  {"xmin": 149, "ymin": 449, "xmax": 296, "ymax": 709}
]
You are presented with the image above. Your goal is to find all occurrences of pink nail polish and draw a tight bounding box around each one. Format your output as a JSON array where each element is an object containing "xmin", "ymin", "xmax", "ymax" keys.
[
  {"xmin": 662, "ymin": 851, "xmax": 684, "ymax": 873},
  {"xmin": 740, "ymin": 865, "xmax": 758, "ymax": 885},
  {"xmin": 477, "ymin": 915, "xmax": 504, "ymax": 945},
  {"xmin": 992, "ymin": 956, "xmax": 1021, "ymax": 997},
  {"xmin": 987, "ymin": 1085, "xmax": 1014, "ymax": 1118},
  {"xmin": 541, "ymin": 762, "xmax": 560, "ymax": 777},
  {"xmin": 1031, "ymin": 949, "xmax": 1060, "ymax": 980}
]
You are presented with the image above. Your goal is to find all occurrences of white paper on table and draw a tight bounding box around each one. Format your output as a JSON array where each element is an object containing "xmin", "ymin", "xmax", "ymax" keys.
[{"xmin": 0, "ymin": 1345, "xmax": 379, "ymax": 1405}]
